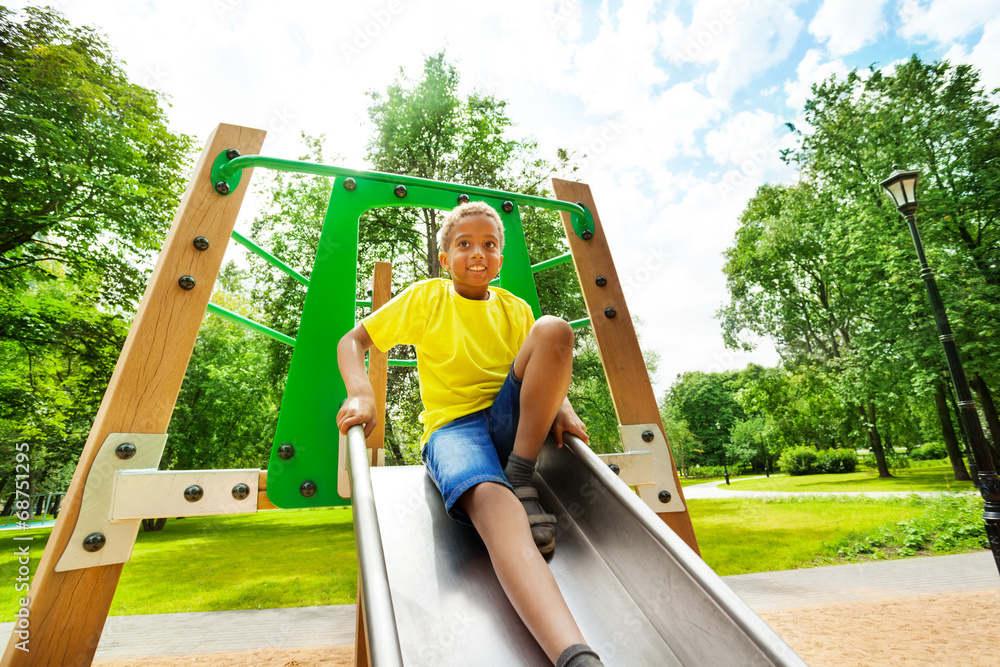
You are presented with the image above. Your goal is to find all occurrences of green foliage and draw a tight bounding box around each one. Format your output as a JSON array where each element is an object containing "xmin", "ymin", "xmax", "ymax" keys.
[
  {"xmin": 815, "ymin": 447, "xmax": 858, "ymax": 474},
  {"xmin": 664, "ymin": 370, "xmax": 745, "ymax": 467},
  {"xmin": 911, "ymin": 442, "xmax": 948, "ymax": 461},
  {"xmin": 777, "ymin": 446, "xmax": 819, "ymax": 475}
]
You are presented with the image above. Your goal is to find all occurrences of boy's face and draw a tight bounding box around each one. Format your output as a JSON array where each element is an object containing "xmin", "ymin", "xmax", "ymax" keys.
[{"xmin": 439, "ymin": 214, "xmax": 504, "ymax": 301}]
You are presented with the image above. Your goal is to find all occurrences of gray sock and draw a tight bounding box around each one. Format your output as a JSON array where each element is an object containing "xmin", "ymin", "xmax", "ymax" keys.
[
  {"xmin": 556, "ymin": 643, "xmax": 604, "ymax": 667},
  {"xmin": 504, "ymin": 453, "xmax": 536, "ymax": 488}
]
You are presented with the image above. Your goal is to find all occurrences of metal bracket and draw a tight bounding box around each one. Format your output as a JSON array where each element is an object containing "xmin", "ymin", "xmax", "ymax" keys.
[
  {"xmin": 618, "ymin": 424, "xmax": 684, "ymax": 513},
  {"xmin": 597, "ymin": 451, "xmax": 654, "ymax": 487},
  {"xmin": 111, "ymin": 469, "xmax": 258, "ymax": 520}
]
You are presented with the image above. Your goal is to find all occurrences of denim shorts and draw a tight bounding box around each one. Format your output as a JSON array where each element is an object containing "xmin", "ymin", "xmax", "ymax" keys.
[{"xmin": 421, "ymin": 364, "xmax": 522, "ymax": 525}]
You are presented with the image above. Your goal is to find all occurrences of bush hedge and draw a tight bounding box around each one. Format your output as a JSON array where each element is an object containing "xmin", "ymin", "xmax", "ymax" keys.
[
  {"xmin": 816, "ymin": 448, "xmax": 858, "ymax": 473},
  {"xmin": 778, "ymin": 445, "xmax": 857, "ymax": 475},
  {"xmin": 911, "ymin": 442, "xmax": 949, "ymax": 461},
  {"xmin": 777, "ymin": 446, "xmax": 818, "ymax": 475}
]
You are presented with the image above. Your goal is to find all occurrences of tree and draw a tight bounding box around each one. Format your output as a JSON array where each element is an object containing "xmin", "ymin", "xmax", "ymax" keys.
[
  {"xmin": 664, "ymin": 371, "xmax": 745, "ymax": 469},
  {"xmin": 0, "ymin": 6, "xmax": 193, "ymax": 307}
]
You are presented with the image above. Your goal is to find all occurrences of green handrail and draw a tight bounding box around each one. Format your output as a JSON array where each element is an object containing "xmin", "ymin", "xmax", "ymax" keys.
[
  {"xmin": 206, "ymin": 302, "xmax": 296, "ymax": 347},
  {"xmin": 530, "ymin": 252, "xmax": 573, "ymax": 274},
  {"xmin": 569, "ymin": 317, "xmax": 591, "ymax": 329},
  {"xmin": 230, "ymin": 230, "xmax": 310, "ymax": 287},
  {"xmin": 388, "ymin": 359, "xmax": 418, "ymax": 367},
  {"xmin": 215, "ymin": 154, "xmax": 595, "ymax": 241}
]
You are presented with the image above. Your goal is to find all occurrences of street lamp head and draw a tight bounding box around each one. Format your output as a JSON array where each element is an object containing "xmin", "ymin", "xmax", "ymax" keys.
[{"xmin": 880, "ymin": 166, "xmax": 921, "ymax": 216}]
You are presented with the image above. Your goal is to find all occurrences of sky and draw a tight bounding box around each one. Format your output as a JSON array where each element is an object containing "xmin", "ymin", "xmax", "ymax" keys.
[{"xmin": 11, "ymin": 0, "xmax": 1000, "ymax": 396}]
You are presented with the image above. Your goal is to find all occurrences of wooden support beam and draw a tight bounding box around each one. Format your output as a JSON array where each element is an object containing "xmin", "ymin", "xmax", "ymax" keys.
[
  {"xmin": 550, "ymin": 178, "xmax": 700, "ymax": 555},
  {"xmin": 1, "ymin": 124, "xmax": 267, "ymax": 667},
  {"xmin": 366, "ymin": 262, "xmax": 392, "ymax": 465}
]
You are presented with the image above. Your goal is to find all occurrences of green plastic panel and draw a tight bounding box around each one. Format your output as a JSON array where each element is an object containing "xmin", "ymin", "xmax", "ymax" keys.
[{"xmin": 265, "ymin": 177, "xmax": 540, "ymax": 508}]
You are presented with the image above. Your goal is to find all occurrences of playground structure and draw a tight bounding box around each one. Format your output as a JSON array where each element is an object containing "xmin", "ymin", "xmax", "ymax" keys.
[{"xmin": 2, "ymin": 124, "xmax": 804, "ymax": 665}]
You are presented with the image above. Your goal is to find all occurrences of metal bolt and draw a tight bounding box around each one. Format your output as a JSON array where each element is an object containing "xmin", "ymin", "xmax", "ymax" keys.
[
  {"xmin": 658, "ymin": 490, "xmax": 672, "ymax": 504},
  {"xmin": 193, "ymin": 236, "xmax": 210, "ymax": 251},
  {"xmin": 609, "ymin": 463, "xmax": 620, "ymax": 475},
  {"xmin": 184, "ymin": 485, "xmax": 204, "ymax": 502},
  {"xmin": 394, "ymin": 184, "xmax": 407, "ymax": 198},
  {"xmin": 115, "ymin": 442, "xmax": 136, "ymax": 460},
  {"xmin": 178, "ymin": 275, "xmax": 196, "ymax": 291},
  {"xmin": 457, "ymin": 194, "xmax": 470, "ymax": 204},
  {"xmin": 642, "ymin": 430, "xmax": 655, "ymax": 443},
  {"xmin": 231, "ymin": 483, "xmax": 250, "ymax": 501},
  {"xmin": 502, "ymin": 201, "xmax": 514, "ymax": 213},
  {"xmin": 343, "ymin": 177, "xmax": 357, "ymax": 191},
  {"xmin": 604, "ymin": 307, "xmax": 616, "ymax": 318},
  {"xmin": 595, "ymin": 275, "xmax": 607, "ymax": 287},
  {"xmin": 582, "ymin": 229, "xmax": 593, "ymax": 240},
  {"xmin": 277, "ymin": 443, "xmax": 295, "ymax": 460},
  {"xmin": 300, "ymin": 480, "xmax": 317, "ymax": 498},
  {"xmin": 226, "ymin": 148, "xmax": 241, "ymax": 160},
  {"xmin": 83, "ymin": 533, "xmax": 106, "ymax": 553},
  {"xmin": 214, "ymin": 181, "xmax": 231, "ymax": 195}
]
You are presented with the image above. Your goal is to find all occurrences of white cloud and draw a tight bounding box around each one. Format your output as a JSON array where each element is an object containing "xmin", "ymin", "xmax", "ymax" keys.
[
  {"xmin": 942, "ymin": 18, "xmax": 1000, "ymax": 93},
  {"xmin": 897, "ymin": 0, "xmax": 997, "ymax": 44},
  {"xmin": 783, "ymin": 48, "xmax": 850, "ymax": 114},
  {"xmin": 809, "ymin": 0, "xmax": 889, "ymax": 56}
]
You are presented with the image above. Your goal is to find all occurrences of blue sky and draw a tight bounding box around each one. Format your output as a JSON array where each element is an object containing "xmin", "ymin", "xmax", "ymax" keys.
[{"xmin": 12, "ymin": 0, "xmax": 999, "ymax": 395}]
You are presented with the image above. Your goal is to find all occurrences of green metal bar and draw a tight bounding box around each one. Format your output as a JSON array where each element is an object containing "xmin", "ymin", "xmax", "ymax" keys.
[
  {"xmin": 206, "ymin": 302, "xmax": 296, "ymax": 347},
  {"xmin": 569, "ymin": 317, "xmax": 591, "ymax": 329},
  {"xmin": 356, "ymin": 300, "xmax": 372, "ymax": 308},
  {"xmin": 530, "ymin": 252, "xmax": 573, "ymax": 274},
  {"xmin": 219, "ymin": 155, "xmax": 595, "ymax": 239},
  {"xmin": 388, "ymin": 359, "xmax": 417, "ymax": 367},
  {"xmin": 231, "ymin": 230, "xmax": 310, "ymax": 287}
]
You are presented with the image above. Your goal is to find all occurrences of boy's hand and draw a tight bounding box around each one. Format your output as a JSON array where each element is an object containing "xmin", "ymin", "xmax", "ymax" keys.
[
  {"xmin": 337, "ymin": 395, "xmax": 378, "ymax": 438},
  {"xmin": 551, "ymin": 399, "xmax": 588, "ymax": 448}
]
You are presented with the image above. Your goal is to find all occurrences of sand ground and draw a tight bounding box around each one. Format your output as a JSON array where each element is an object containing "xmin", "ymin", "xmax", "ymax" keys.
[{"xmin": 93, "ymin": 588, "xmax": 999, "ymax": 666}]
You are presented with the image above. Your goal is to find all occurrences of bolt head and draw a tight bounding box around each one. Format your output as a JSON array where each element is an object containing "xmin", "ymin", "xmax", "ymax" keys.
[
  {"xmin": 83, "ymin": 532, "xmax": 106, "ymax": 552},
  {"xmin": 658, "ymin": 490, "xmax": 672, "ymax": 504},
  {"xmin": 457, "ymin": 194, "xmax": 470, "ymax": 204},
  {"xmin": 582, "ymin": 229, "xmax": 593, "ymax": 240},
  {"xmin": 214, "ymin": 181, "xmax": 231, "ymax": 195},
  {"xmin": 184, "ymin": 485, "xmax": 204, "ymax": 502},
  {"xmin": 226, "ymin": 148, "xmax": 241, "ymax": 160},
  {"xmin": 178, "ymin": 275, "xmax": 196, "ymax": 291},
  {"xmin": 642, "ymin": 430, "xmax": 655, "ymax": 443},
  {"xmin": 609, "ymin": 463, "xmax": 621, "ymax": 475},
  {"xmin": 300, "ymin": 480, "xmax": 317, "ymax": 498},
  {"xmin": 277, "ymin": 443, "xmax": 295, "ymax": 460},
  {"xmin": 595, "ymin": 275, "xmax": 607, "ymax": 287},
  {"xmin": 231, "ymin": 483, "xmax": 250, "ymax": 501},
  {"xmin": 394, "ymin": 184, "xmax": 407, "ymax": 198},
  {"xmin": 604, "ymin": 307, "xmax": 616, "ymax": 318},
  {"xmin": 193, "ymin": 236, "xmax": 210, "ymax": 251},
  {"xmin": 115, "ymin": 442, "xmax": 136, "ymax": 460},
  {"xmin": 343, "ymin": 177, "xmax": 357, "ymax": 191},
  {"xmin": 502, "ymin": 201, "xmax": 514, "ymax": 213}
]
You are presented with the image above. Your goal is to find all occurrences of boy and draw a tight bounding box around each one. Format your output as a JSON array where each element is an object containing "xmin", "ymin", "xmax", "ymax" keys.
[{"xmin": 337, "ymin": 202, "xmax": 604, "ymax": 666}]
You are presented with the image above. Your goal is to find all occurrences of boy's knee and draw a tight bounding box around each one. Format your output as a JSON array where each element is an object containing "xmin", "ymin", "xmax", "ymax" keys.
[{"xmin": 533, "ymin": 315, "xmax": 574, "ymax": 349}]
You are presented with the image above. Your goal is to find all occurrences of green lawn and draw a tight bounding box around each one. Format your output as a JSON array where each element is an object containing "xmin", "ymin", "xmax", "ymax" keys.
[{"xmin": 726, "ymin": 465, "xmax": 974, "ymax": 492}]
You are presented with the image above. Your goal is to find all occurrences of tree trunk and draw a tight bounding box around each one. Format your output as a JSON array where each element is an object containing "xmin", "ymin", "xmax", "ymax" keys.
[
  {"xmin": 936, "ymin": 378, "xmax": 972, "ymax": 481},
  {"xmin": 971, "ymin": 374, "xmax": 1000, "ymax": 465},
  {"xmin": 859, "ymin": 402, "xmax": 891, "ymax": 477},
  {"xmin": 141, "ymin": 518, "xmax": 167, "ymax": 532}
]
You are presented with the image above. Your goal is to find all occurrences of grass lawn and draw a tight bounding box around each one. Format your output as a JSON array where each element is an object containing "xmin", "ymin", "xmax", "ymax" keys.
[
  {"xmin": 689, "ymin": 497, "xmax": 926, "ymax": 575},
  {"xmin": 726, "ymin": 465, "xmax": 974, "ymax": 493},
  {"xmin": 0, "ymin": 507, "xmax": 357, "ymax": 620}
]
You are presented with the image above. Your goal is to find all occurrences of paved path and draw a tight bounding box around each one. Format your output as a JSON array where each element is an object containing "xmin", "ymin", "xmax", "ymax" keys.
[
  {"xmin": 3, "ymin": 552, "xmax": 994, "ymax": 660},
  {"xmin": 682, "ymin": 476, "xmax": 965, "ymax": 500}
]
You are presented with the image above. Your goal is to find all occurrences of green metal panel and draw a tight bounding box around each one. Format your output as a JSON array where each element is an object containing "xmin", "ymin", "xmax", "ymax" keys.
[{"xmin": 265, "ymin": 177, "xmax": 542, "ymax": 508}]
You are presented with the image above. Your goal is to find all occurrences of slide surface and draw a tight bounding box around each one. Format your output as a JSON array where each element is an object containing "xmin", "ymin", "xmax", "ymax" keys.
[{"xmin": 363, "ymin": 437, "xmax": 806, "ymax": 666}]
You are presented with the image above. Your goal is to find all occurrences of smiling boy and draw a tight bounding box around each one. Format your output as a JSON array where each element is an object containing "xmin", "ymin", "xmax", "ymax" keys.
[{"xmin": 336, "ymin": 202, "xmax": 603, "ymax": 666}]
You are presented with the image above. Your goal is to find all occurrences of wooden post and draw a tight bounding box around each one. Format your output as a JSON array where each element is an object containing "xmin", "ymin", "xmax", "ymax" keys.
[
  {"xmin": 2, "ymin": 124, "xmax": 267, "ymax": 666},
  {"xmin": 366, "ymin": 262, "xmax": 392, "ymax": 464},
  {"xmin": 550, "ymin": 178, "xmax": 700, "ymax": 554}
]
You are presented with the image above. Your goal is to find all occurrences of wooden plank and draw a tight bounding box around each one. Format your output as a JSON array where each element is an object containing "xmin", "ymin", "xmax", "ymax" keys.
[
  {"xmin": 366, "ymin": 262, "xmax": 392, "ymax": 463},
  {"xmin": 257, "ymin": 470, "xmax": 277, "ymax": 510},
  {"xmin": 550, "ymin": 178, "xmax": 700, "ymax": 554},
  {"xmin": 1, "ymin": 124, "xmax": 267, "ymax": 667}
]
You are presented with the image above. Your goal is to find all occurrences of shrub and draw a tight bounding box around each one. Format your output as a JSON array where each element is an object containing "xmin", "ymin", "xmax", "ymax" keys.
[
  {"xmin": 778, "ymin": 446, "xmax": 818, "ymax": 476},
  {"xmin": 911, "ymin": 442, "xmax": 949, "ymax": 461},
  {"xmin": 686, "ymin": 465, "xmax": 729, "ymax": 479},
  {"xmin": 816, "ymin": 448, "xmax": 858, "ymax": 473}
]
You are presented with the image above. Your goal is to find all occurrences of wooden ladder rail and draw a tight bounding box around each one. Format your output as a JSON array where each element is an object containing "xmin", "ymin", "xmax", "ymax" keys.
[{"xmin": 1, "ymin": 124, "xmax": 267, "ymax": 666}]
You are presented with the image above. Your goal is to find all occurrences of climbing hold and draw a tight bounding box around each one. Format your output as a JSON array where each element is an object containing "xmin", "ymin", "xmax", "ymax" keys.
[
  {"xmin": 193, "ymin": 236, "xmax": 210, "ymax": 251},
  {"xmin": 277, "ymin": 443, "xmax": 295, "ymax": 460},
  {"xmin": 604, "ymin": 307, "xmax": 616, "ymax": 318},
  {"xmin": 658, "ymin": 490, "xmax": 672, "ymax": 504},
  {"xmin": 300, "ymin": 481, "xmax": 317, "ymax": 497},
  {"xmin": 115, "ymin": 442, "xmax": 136, "ymax": 460},
  {"xmin": 184, "ymin": 485, "xmax": 204, "ymax": 502},
  {"xmin": 178, "ymin": 275, "xmax": 196, "ymax": 291},
  {"xmin": 231, "ymin": 483, "xmax": 250, "ymax": 501},
  {"xmin": 214, "ymin": 181, "xmax": 231, "ymax": 196},
  {"xmin": 595, "ymin": 275, "xmax": 607, "ymax": 287},
  {"xmin": 642, "ymin": 430, "xmax": 655, "ymax": 443},
  {"xmin": 394, "ymin": 184, "xmax": 407, "ymax": 198},
  {"xmin": 83, "ymin": 533, "xmax": 106, "ymax": 553},
  {"xmin": 226, "ymin": 148, "xmax": 241, "ymax": 160},
  {"xmin": 457, "ymin": 194, "xmax": 470, "ymax": 204},
  {"xmin": 502, "ymin": 201, "xmax": 514, "ymax": 213},
  {"xmin": 343, "ymin": 177, "xmax": 357, "ymax": 191}
]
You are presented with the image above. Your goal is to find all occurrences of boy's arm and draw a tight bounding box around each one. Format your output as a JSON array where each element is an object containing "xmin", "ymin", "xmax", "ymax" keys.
[
  {"xmin": 551, "ymin": 397, "xmax": 588, "ymax": 447},
  {"xmin": 336, "ymin": 323, "xmax": 378, "ymax": 437}
]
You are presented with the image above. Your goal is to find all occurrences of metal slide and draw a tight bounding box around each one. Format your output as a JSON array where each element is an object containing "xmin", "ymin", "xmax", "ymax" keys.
[{"xmin": 346, "ymin": 426, "xmax": 806, "ymax": 666}]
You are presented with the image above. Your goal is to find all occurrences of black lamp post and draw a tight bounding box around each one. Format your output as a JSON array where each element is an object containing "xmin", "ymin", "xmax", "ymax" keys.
[
  {"xmin": 880, "ymin": 167, "xmax": 1000, "ymax": 575},
  {"xmin": 717, "ymin": 422, "xmax": 730, "ymax": 485}
]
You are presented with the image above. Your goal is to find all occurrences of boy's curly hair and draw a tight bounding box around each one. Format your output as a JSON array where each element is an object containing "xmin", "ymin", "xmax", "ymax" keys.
[{"xmin": 437, "ymin": 202, "xmax": 505, "ymax": 253}]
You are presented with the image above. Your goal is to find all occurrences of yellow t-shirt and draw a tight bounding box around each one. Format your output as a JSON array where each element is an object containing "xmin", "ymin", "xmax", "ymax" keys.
[{"xmin": 362, "ymin": 278, "xmax": 534, "ymax": 444}]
